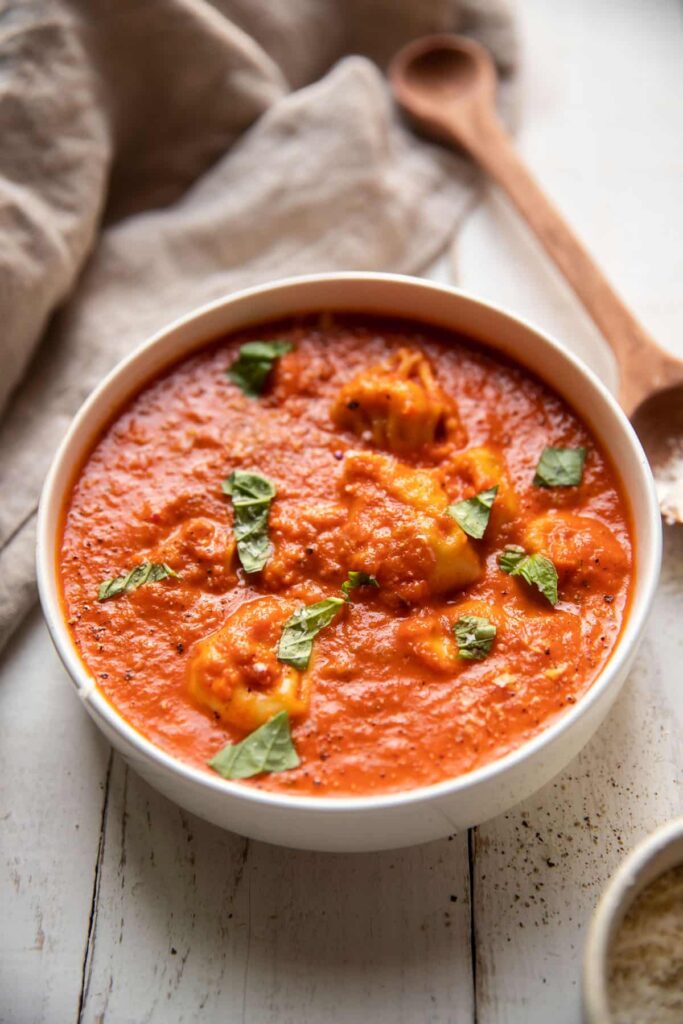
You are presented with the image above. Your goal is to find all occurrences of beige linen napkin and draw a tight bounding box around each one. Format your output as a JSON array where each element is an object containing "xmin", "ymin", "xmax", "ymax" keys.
[{"xmin": 0, "ymin": 0, "xmax": 517, "ymax": 653}]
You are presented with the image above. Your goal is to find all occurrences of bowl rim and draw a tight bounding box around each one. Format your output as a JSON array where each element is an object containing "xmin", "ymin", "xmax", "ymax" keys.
[
  {"xmin": 36, "ymin": 271, "xmax": 662, "ymax": 815},
  {"xmin": 582, "ymin": 816, "xmax": 683, "ymax": 1023}
]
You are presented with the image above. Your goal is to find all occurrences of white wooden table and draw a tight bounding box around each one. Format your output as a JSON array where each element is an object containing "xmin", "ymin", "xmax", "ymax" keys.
[{"xmin": 2, "ymin": 1, "xmax": 682, "ymax": 1021}]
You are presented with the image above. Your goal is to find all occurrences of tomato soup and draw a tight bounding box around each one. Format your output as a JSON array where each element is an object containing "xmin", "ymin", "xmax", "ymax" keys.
[{"xmin": 59, "ymin": 316, "xmax": 633, "ymax": 796}]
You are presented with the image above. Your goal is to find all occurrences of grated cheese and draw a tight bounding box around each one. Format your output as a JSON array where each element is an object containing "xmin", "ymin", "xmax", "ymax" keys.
[{"xmin": 607, "ymin": 864, "xmax": 683, "ymax": 1023}]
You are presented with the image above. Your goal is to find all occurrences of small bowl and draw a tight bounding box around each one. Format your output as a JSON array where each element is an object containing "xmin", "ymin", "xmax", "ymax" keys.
[
  {"xmin": 36, "ymin": 273, "xmax": 662, "ymax": 851},
  {"xmin": 583, "ymin": 817, "xmax": 683, "ymax": 1023}
]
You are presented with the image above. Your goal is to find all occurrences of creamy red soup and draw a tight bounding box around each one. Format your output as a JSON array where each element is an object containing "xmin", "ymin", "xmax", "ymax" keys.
[{"xmin": 60, "ymin": 315, "xmax": 633, "ymax": 796}]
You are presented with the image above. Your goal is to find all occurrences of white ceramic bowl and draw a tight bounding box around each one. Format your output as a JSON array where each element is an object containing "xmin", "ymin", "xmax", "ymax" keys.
[
  {"xmin": 583, "ymin": 817, "xmax": 683, "ymax": 1023},
  {"xmin": 36, "ymin": 273, "xmax": 661, "ymax": 852}
]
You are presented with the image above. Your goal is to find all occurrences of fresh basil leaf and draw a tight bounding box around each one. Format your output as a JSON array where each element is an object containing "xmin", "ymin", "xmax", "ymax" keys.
[
  {"xmin": 498, "ymin": 545, "xmax": 527, "ymax": 575},
  {"xmin": 98, "ymin": 561, "xmax": 178, "ymax": 602},
  {"xmin": 341, "ymin": 570, "xmax": 379, "ymax": 599},
  {"xmin": 277, "ymin": 597, "xmax": 345, "ymax": 671},
  {"xmin": 498, "ymin": 545, "xmax": 559, "ymax": 606},
  {"xmin": 447, "ymin": 485, "xmax": 498, "ymax": 540},
  {"xmin": 533, "ymin": 446, "xmax": 587, "ymax": 487},
  {"xmin": 208, "ymin": 711, "xmax": 299, "ymax": 780},
  {"xmin": 223, "ymin": 469, "xmax": 276, "ymax": 573},
  {"xmin": 227, "ymin": 340, "xmax": 292, "ymax": 397},
  {"xmin": 453, "ymin": 615, "xmax": 497, "ymax": 661}
]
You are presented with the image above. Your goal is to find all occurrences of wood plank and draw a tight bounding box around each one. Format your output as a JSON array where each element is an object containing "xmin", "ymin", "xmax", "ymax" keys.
[
  {"xmin": 460, "ymin": 0, "xmax": 683, "ymax": 1019},
  {"xmin": 240, "ymin": 836, "xmax": 472, "ymax": 1024},
  {"xmin": 79, "ymin": 756, "xmax": 474, "ymax": 1023},
  {"xmin": 0, "ymin": 609, "xmax": 111, "ymax": 1024}
]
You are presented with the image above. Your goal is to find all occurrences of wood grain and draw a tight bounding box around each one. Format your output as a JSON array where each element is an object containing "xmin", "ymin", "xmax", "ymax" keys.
[
  {"xmin": 0, "ymin": 617, "xmax": 111, "ymax": 1024},
  {"xmin": 78, "ymin": 756, "xmax": 474, "ymax": 1023}
]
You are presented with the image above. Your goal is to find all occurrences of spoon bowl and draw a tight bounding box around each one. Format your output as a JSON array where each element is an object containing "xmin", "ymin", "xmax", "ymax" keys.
[
  {"xmin": 391, "ymin": 35, "xmax": 493, "ymax": 105},
  {"xmin": 390, "ymin": 35, "xmax": 683, "ymax": 522},
  {"xmin": 631, "ymin": 385, "xmax": 683, "ymax": 525}
]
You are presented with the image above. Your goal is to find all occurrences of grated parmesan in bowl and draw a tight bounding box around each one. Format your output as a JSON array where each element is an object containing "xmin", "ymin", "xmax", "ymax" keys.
[
  {"xmin": 607, "ymin": 865, "xmax": 683, "ymax": 1024},
  {"xmin": 583, "ymin": 819, "xmax": 683, "ymax": 1024}
]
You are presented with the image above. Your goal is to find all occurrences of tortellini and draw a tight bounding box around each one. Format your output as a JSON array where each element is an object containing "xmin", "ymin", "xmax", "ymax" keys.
[
  {"xmin": 331, "ymin": 348, "xmax": 462, "ymax": 454},
  {"xmin": 397, "ymin": 601, "xmax": 505, "ymax": 673},
  {"xmin": 396, "ymin": 609, "xmax": 460, "ymax": 674},
  {"xmin": 523, "ymin": 512, "xmax": 628, "ymax": 585},
  {"xmin": 339, "ymin": 450, "xmax": 481, "ymax": 603},
  {"xmin": 150, "ymin": 516, "xmax": 236, "ymax": 590},
  {"xmin": 441, "ymin": 445, "xmax": 518, "ymax": 531},
  {"xmin": 188, "ymin": 596, "xmax": 310, "ymax": 731}
]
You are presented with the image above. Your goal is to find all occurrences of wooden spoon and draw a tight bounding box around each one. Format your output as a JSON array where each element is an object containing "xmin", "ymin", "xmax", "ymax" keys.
[{"xmin": 389, "ymin": 34, "xmax": 683, "ymax": 523}]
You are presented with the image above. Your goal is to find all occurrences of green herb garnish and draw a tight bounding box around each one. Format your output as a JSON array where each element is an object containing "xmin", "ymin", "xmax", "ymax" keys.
[
  {"xmin": 227, "ymin": 340, "xmax": 293, "ymax": 397},
  {"xmin": 208, "ymin": 711, "xmax": 299, "ymax": 780},
  {"xmin": 532, "ymin": 446, "xmax": 587, "ymax": 488},
  {"xmin": 277, "ymin": 597, "xmax": 345, "ymax": 671},
  {"xmin": 222, "ymin": 469, "xmax": 276, "ymax": 574},
  {"xmin": 453, "ymin": 615, "xmax": 497, "ymax": 660},
  {"xmin": 98, "ymin": 562, "xmax": 178, "ymax": 602},
  {"xmin": 447, "ymin": 485, "xmax": 498, "ymax": 539},
  {"xmin": 498, "ymin": 545, "xmax": 559, "ymax": 606},
  {"xmin": 341, "ymin": 570, "xmax": 379, "ymax": 599}
]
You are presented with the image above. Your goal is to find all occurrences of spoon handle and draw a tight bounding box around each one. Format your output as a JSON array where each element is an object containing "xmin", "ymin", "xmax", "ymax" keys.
[{"xmin": 448, "ymin": 110, "xmax": 680, "ymax": 413}]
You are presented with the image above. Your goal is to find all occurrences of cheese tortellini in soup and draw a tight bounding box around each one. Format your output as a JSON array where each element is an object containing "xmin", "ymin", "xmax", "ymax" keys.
[
  {"xmin": 188, "ymin": 596, "xmax": 309, "ymax": 731},
  {"xmin": 441, "ymin": 445, "xmax": 518, "ymax": 531},
  {"xmin": 331, "ymin": 348, "xmax": 462, "ymax": 453},
  {"xmin": 339, "ymin": 450, "xmax": 481, "ymax": 603},
  {"xmin": 523, "ymin": 511, "xmax": 628, "ymax": 586},
  {"xmin": 149, "ymin": 516, "xmax": 236, "ymax": 591},
  {"xmin": 397, "ymin": 601, "xmax": 506, "ymax": 674}
]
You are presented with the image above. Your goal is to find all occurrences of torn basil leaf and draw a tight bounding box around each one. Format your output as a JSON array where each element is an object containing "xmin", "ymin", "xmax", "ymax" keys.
[
  {"xmin": 98, "ymin": 562, "xmax": 178, "ymax": 602},
  {"xmin": 227, "ymin": 340, "xmax": 292, "ymax": 397},
  {"xmin": 209, "ymin": 711, "xmax": 299, "ymax": 780},
  {"xmin": 277, "ymin": 597, "xmax": 345, "ymax": 671},
  {"xmin": 533, "ymin": 446, "xmax": 587, "ymax": 487},
  {"xmin": 453, "ymin": 615, "xmax": 497, "ymax": 661},
  {"xmin": 341, "ymin": 570, "xmax": 379, "ymax": 599},
  {"xmin": 447, "ymin": 485, "xmax": 498, "ymax": 540},
  {"xmin": 498, "ymin": 545, "xmax": 528, "ymax": 575},
  {"xmin": 223, "ymin": 469, "xmax": 276, "ymax": 574},
  {"xmin": 498, "ymin": 545, "xmax": 559, "ymax": 606}
]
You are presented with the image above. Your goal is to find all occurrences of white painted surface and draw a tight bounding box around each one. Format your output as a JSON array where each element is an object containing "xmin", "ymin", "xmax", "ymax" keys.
[
  {"xmin": 2, "ymin": 0, "xmax": 682, "ymax": 1020},
  {"xmin": 0, "ymin": 613, "xmax": 112, "ymax": 1024}
]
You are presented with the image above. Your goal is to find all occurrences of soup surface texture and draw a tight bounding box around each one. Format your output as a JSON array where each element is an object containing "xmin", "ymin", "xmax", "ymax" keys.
[{"xmin": 60, "ymin": 316, "xmax": 632, "ymax": 796}]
